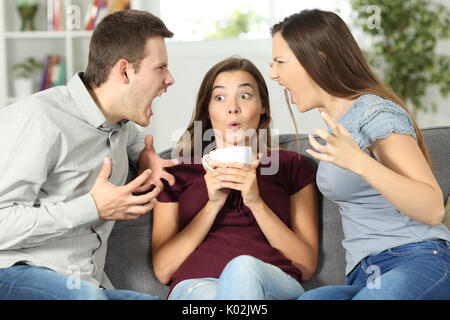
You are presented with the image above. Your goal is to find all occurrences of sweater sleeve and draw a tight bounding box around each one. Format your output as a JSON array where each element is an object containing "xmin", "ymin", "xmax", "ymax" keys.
[{"xmin": 157, "ymin": 165, "xmax": 184, "ymax": 203}]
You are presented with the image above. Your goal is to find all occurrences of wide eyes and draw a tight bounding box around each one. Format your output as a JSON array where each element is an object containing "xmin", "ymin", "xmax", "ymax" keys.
[{"xmin": 213, "ymin": 93, "xmax": 251, "ymax": 102}]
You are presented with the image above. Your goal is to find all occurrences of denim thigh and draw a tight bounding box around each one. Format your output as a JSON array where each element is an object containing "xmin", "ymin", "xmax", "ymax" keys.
[
  {"xmin": 349, "ymin": 240, "xmax": 450, "ymax": 299},
  {"xmin": 168, "ymin": 278, "xmax": 218, "ymax": 300},
  {"xmin": 0, "ymin": 265, "xmax": 106, "ymax": 300}
]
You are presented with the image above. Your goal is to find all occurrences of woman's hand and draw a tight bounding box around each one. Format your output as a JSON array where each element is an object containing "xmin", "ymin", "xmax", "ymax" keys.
[
  {"xmin": 306, "ymin": 112, "xmax": 368, "ymax": 175},
  {"xmin": 203, "ymin": 160, "xmax": 231, "ymax": 208},
  {"xmin": 215, "ymin": 160, "xmax": 261, "ymax": 208}
]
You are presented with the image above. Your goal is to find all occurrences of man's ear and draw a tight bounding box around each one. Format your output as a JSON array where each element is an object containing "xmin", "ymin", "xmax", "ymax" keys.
[{"xmin": 115, "ymin": 59, "xmax": 131, "ymax": 83}]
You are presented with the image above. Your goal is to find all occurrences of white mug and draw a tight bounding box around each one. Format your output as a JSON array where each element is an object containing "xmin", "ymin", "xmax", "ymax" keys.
[{"xmin": 202, "ymin": 146, "xmax": 252, "ymax": 170}]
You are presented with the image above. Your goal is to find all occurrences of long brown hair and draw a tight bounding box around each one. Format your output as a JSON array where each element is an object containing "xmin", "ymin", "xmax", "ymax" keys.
[
  {"xmin": 177, "ymin": 57, "xmax": 272, "ymax": 157},
  {"xmin": 271, "ymin": 9, "xmax": 431, "ymax": 165}
]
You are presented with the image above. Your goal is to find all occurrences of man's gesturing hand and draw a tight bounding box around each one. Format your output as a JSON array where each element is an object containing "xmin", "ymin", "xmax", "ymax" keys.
[
  {"xmin": 136, "ymin": 134, "xmax": 178, "ymax": 193},
  {"xmin": 90, "ymin": 157, "xmax": 160, "ymax": 221}
]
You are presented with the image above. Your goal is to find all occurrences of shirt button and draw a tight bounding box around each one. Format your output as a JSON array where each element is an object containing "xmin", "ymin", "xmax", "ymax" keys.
[{"xmin": 433, "ymin": 250, "xmax": 438, "ymax": 255}]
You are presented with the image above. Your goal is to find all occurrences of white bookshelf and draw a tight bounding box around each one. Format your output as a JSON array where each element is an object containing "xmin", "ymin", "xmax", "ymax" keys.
[{"xmin": 0, "ymin": 0, "xmax": 160, "ymax": 108}]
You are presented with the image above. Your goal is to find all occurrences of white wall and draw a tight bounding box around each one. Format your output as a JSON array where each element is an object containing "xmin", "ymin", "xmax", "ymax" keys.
[{"xmin": 144, "ymin": 37, "xmax": 450, "ymax": 152}]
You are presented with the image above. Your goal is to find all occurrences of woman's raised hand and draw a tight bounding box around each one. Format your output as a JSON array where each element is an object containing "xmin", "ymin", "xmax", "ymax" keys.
[{"xmin": 306, "ymin": 112, "xmax": 367, "ymax": 174}]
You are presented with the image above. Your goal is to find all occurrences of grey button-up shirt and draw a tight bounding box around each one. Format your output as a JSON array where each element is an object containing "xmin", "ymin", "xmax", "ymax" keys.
[{"xmin": 0, "ymin": 73, "xmax": 145, "ymax": 288}]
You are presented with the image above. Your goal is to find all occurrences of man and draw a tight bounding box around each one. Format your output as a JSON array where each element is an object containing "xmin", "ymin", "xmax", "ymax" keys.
[{"xmin": 0, "ymin": 10, "xmax": 177, "ymax": 300}]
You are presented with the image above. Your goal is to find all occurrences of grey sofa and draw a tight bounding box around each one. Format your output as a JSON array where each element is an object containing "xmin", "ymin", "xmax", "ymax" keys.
[{"xmin": 104, "ymin": 126, "xmax": 450, "ymax": 298}]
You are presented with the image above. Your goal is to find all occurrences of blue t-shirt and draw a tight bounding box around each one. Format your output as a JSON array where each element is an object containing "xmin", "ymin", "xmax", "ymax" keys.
[{"xmin": 316, "ymin": 94, "xmax": 450, "ymax": 275}]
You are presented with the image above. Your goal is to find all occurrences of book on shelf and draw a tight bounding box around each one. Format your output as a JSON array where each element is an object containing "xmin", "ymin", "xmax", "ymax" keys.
[
  {"xmin": 40, "ymin": 55, "xmax": 66, "ymax": 91},
  {"xmin": 46, "ymin": 0, "xmax": 130, "ymax": 32},
  {"xmin": 47, "ymin": 0, "xmax": 66, "ymax": 31},
  {"xmin": 84, "ymin": 0, "xmax": 131, "ymax": 31}
]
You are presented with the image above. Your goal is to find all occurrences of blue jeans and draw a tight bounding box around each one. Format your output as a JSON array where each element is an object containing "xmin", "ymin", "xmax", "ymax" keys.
[
  {"xmin": 168, "ymin": 255, "xmax": 304, "ymax": 300},
  {"xmin": 300, "ymin": 240, "xmax": 450, "ymax": 300},
  {"xmin": 0, "ymin": 264, "xmax": 161, "ymax": 300}
]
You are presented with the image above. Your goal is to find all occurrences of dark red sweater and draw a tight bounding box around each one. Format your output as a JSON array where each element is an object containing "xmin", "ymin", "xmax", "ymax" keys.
[{"xmin": 157, "ymin": 150, "xmax": 316, "ymax": 293}]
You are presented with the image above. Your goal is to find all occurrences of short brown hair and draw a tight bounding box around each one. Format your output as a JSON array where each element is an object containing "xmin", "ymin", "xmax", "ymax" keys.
[{"xmin": 84, "ymin": 10, "xmax": 173, "ymax": 87}]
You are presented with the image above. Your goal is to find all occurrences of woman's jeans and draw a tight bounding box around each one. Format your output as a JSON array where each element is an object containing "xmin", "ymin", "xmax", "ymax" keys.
[
  {"xmin": 168, "ymin": 255, "xmax": 304, "ymax": 300},
  {"xmin": 0, "ymin": 264, "xmax": 160, "ymax": 300},
  {"xmin": 300, "ymin": 239, "xmax": 450, "ymax": 300}
]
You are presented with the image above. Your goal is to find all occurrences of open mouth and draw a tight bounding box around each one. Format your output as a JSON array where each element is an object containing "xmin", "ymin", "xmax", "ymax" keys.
[
  {"xmin": 228, "ymin": 122, "xmax": 241, "ymax": 129},
  {"xmin": 158, "ymin": 88, "xmax": 167, "ymax": 97}
]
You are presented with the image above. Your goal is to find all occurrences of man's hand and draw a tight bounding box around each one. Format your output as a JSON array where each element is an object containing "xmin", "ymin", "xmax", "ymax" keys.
[
  {"xmin": 137, "ymin": 134, "xmax": 179, "ymax": 193},
  {"xmin": 91, "ymin": 157, "xmax": 160, "ymax": 221}
]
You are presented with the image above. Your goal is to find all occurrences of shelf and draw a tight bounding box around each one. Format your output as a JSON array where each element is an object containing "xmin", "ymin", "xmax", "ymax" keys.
[
  {"xmin": 5, "ymin": 30, "xmax": 93, "ymax": 39},
  {"xmin": 5, "ymin": 31, "xmax": 67, "ymax": 39},
  {"xmin": 70, "ymin": 30, "xmax": 93, "ymax": 38}
]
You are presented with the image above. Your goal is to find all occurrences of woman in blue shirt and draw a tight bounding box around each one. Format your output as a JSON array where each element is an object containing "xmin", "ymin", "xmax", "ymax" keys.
[{"xmin": 269, "ymin": 9, "xmax": 450, "ymax": 299}]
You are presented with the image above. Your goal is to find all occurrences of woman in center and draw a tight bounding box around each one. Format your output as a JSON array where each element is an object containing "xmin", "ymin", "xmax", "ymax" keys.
[{"xmin": 152, "ymin": 57, "xmax": 318, "ymax": 300}]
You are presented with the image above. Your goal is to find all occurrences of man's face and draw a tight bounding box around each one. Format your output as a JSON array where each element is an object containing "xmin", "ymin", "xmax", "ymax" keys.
[{"xmin": 122, "ymin": 36, "xmax": 174, "ymax": 127}]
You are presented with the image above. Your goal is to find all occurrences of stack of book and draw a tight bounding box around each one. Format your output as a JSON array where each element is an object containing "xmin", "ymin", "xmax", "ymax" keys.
[
  {"xmin": 84, "ymin": 0, "xmax": 131, "ymax": 30},
  {"xmin": 47, "ymin": 0, "xmax": 66, "ymax": 31},
  {"xmin": 40, "ymin": 55, "xmax": 66, "ymax": 90},
  {"xmin": 46, "ymin": 0, "xmax": 131, "ymax": 32}
]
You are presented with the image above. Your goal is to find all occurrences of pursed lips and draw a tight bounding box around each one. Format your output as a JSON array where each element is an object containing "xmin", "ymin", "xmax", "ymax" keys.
[{"xmin": 228, "ymin": 121, "xmax": 241, "ymax": 129}]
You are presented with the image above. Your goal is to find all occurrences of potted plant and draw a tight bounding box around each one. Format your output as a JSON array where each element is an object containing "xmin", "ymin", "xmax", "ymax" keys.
[
  {"xmin": 12, "ymin": 57, "xmax": 42, "ymax": 98},
  {"xmin": 350, "ymin": 0, "xmax": 450, "ymax": 118},
  {"xmin": 17, "ymin": 0, "xmax": 38, "ymax": 31}
]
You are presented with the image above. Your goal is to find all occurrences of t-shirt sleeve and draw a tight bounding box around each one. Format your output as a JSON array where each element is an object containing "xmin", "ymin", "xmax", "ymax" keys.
[
  {"xmin": 285, "ymin": 152, "xmax": 317, "ymax": 195},
  {"xmin": 359, "ymin": 102, "xmax": 417, "ymax": 150},
  {"xmin": 157, "ymin": 166, "xmax": 183, "ymax": 203}
]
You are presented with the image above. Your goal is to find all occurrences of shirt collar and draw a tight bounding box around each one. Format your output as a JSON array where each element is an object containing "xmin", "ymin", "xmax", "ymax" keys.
[{"xmin": 67, "ymin": 73, "xmax": 128, "ymax": 131}]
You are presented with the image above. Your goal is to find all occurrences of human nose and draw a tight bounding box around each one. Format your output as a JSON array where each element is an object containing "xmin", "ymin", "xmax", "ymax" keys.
[
  {"xmin": 165, "ymin": 70, "xmax": 175, "ymax": 86},
  {"xmin": 269, "ymin": 63, "xmax": 278, "ymax": 81},
  {"xmin": 227, "ymin": 101, "xmax": 241, "ymax": 114}
]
